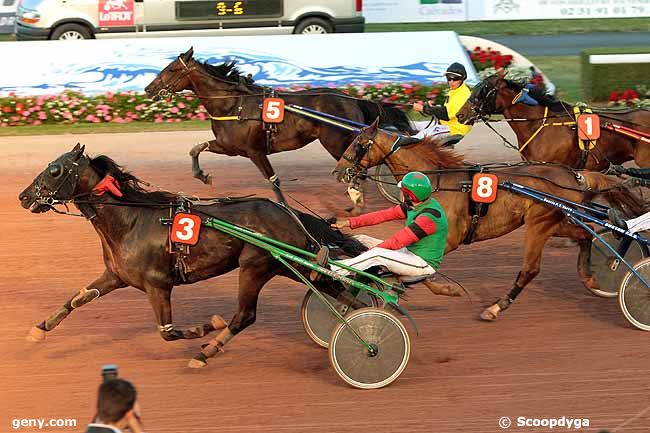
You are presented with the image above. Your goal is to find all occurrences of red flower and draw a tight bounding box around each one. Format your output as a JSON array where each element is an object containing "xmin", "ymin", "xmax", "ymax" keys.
[
  {"xmin": 2, "ymin": 106, "xmax": 11, "ymax": 113},
  {"xmin": 608, "ymin": 90, "xmax": 620, "ymax": 102}
]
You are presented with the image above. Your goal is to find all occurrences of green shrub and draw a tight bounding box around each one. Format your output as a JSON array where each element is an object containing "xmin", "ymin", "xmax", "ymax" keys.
[{"xmin": 581, "ymin": 47, "xmax": 650, "ymax": 102}]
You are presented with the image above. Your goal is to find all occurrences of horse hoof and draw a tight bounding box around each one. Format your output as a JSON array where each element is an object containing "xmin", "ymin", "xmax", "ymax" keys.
[
  {"xmin": 479, "ymin": 304, "xmax": 501, "ymax": 322},
  {"xmin": 26, "ymin": 326, "xmax": 46, "ymax": 342},
  {"xmin": 187, "ymin": 358, "xmax": 207, "ymax": 369},
  {"xmin": 210, "ymin": 315, "xmax": 227, "ymax": 331}
]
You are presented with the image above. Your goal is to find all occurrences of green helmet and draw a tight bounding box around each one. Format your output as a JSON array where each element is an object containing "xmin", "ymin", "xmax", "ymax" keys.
[{"xmin": 398, "ymin": 171, "xmax": 431, "ymax": 202}]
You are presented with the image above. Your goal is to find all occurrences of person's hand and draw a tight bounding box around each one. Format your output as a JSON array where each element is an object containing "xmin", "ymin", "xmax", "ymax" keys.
[
  {"xmin": 331, "ymin": 220, "xmax": 350, "ymax": 230},
  {"xmin": 125, "ymin": 403, "xmax": 144, "ymax": 433}
]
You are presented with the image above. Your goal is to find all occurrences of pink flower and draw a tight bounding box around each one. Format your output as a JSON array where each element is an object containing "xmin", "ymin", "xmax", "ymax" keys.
[
  {"xmin": 170, "ymin": 107, "xmax": 179, "ymax": 113},
  {"xmin": 154, "ymin": 118, "xmax": 164, "ymax": 123},
  {"xmin": 21, "ymin": 111, "xmax": 30, "ymax": 116},
  {"xmin": 38, "ymin": 112, "xmax": 47, "ymax": 120},
  {"xmin": 31, "ymin": 120, "xmax": 42, "ymax": 126},
  {"xmin": 104, "ymin": 115, "xmax": 112, "ymax": 121},
  {"xmin": 177, "ymin": 103, "xmax": 186, "ymax": 109},
  {"xmin": 113, "ymin": 117, "xmax": 125, "ymax": 123}
]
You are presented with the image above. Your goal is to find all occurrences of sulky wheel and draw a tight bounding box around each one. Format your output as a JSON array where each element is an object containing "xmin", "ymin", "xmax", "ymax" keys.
[
  {"xmin": 589, "ymin": 230, "xmax": 646, "ymax": 298},
  {"xmin": 329, "ymin": 307, "xmax": 410, "ymax": 389},
  {"xmin": 374, "ymin": 164, "xmax": 401, "ymax": 204},
  {"xmin": 301, "ymin": 290, "xmax": 377, "ymax": 349},
  {"xmin": 619, "ymin": 257, "xmax": 650, "ymax": 331}
]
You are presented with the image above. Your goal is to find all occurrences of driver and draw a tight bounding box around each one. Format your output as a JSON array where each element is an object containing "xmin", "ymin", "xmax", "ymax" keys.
[
  {"xmin": 412, "ymin": 62, "xmax": 473, "ymax": 147},
  {"xmin": 314, "ymin": 172, "xmax": 459, "ymax": 296}
]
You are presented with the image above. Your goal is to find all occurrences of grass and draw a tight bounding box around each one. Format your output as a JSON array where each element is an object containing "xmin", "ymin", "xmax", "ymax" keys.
[
  {"xmin": 529, "ymin": 56, "xmax": 583, "ymax": 102},
  {"xmin": 0, "ymin": 120, "xmax": 209, "ymax": 136},
  {"xmin": 366, "ymin": 18, "xmax": 650, "ymax": 36}
]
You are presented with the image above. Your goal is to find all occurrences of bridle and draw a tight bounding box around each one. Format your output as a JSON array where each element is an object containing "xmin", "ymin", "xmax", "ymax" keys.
[
  {"xmin": 340, "ymin": 128, "xmax": 402, "ymax": 182},
  {"xmin": 152, "ymin": 55, "xmax": 198, "ymax": 100},
  {"xmin": 31, "ymin": 152, "xmax": 90, "ymax": 209},
  {"xmin": 465, "ymin": 76, "xmax": 499, "ymax": 122}
]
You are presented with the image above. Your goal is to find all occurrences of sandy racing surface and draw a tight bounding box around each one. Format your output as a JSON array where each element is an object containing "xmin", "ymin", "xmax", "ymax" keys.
[{"xmin": 2, "ymin": 123, "xmax": 650, "ymax": 433}]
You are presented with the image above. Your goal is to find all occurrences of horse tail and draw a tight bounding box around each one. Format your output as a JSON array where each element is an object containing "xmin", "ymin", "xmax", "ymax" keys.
[
  {"xmin": 584, "ymin": 172, "xmax": 647, "ymax": 217},
  {"xmin": 357, "ymin": 99, "xmax": 417, "ymax": 135},
  {"xmin": 297, "ymin": 212, "xmax": 367, "ymax": 256}
]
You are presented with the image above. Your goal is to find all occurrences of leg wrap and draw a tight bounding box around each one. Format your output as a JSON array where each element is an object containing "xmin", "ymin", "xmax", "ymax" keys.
[
  {"xmin": 44, "ymin": 306, "xmax": 71, "ymax": 331},
  {"xmin": 268, "ymin": 174, "xmax": 281, "ymax": 187},
  {"xmin": 507, "ymin": 284, "xmax": 523, "ymax": 302},
  {"xmin": 200, "ymin": 328, "xmax": 234, "ymax": 359},
  {"xmin": 70, "ymin": 288, "xmax": 100, "ymax": 309}
]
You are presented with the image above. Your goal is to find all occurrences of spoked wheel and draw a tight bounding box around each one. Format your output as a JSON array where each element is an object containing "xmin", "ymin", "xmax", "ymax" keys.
[
  {"xmin": 374, "ymin": 164, "xmax": 400, "ymax": 204},
  {"xmin": 301, "ymin": 290, "xmax": 378, "ymax": 349},
  {"xmin": 590, "ymin": 230, "xmax": 646, "ymax": 298},
  {"xmin": 329, "ymin": 308, "xmax": 410, "ymax": 389},
  {"xmin": 619, "ymin": 257, "xmax": 650, "ymax": 331}
]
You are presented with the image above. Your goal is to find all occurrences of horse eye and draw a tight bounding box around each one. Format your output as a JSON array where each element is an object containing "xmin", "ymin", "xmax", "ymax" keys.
[{"xmin": 48, "ymin": 164, "xmax": 62, "ymax": 178}]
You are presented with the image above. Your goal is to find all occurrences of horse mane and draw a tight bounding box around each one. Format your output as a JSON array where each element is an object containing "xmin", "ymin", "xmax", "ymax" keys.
[
  {"xmin": 198, "ymin": 60, "xmax": 261, "ymax": 90},
  {"xmin": 408, "ymin": 136, "xmax": 466, "ymax": 168},
  {"xmin": 90, "ymin": 155, "xmax": 177, "ymax": 203}
]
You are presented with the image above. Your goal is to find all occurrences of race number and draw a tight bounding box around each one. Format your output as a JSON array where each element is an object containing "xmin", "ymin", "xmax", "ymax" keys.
[
  {"xmin": 171, "ymin": 213, "xmax": 202, "ymax": 245},
  {"xmin": 262, "ymin": 98, "xmax": 285, "ymax": 123},
  {"xmin": 471, "ymin": 173, "xmax": 498, "ymax": 203},
  {"xmin": 577, "ymin": 114, "xmax": 600, "ymax": 140}
]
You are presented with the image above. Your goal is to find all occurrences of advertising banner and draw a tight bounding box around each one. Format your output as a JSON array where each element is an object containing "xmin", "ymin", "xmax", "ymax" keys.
[
  {"xmin": 0, "ymin": 31, "xmax": 477, "ymax": 96},
  {"xmin": 481, "ymin": 0, "xmax": 650, "ymax": 20},
  {"xmin": 363, "ymin": 0, "xmax": 466, "ymax": 23},
  {"xmin": 98, "ymin": 0, "xmax": 135, "ymax": 27}
]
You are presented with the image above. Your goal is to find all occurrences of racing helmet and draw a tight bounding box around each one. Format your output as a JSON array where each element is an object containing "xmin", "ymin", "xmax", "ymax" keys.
[
  {"xmin": 398, "ymin": 171, "xmax": 432, "ymax": 202},
  {"xmin": 445, "ymin": 62, "xmax": 467, "ymax": 81}
]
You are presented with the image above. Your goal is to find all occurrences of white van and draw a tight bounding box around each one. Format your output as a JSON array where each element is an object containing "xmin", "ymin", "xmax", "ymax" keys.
[{"xmin": 15, "ymin": 0, "xmax": 364, "ymax": 40}]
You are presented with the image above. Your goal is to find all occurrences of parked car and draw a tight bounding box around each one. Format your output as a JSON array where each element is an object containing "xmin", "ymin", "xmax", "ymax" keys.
[{"xmin": 15, "ymin": 0, "xmax": 364, "ymax": 40}]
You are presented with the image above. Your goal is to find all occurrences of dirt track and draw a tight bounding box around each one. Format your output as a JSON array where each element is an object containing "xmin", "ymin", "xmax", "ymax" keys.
[{"xmin": 2, "ymin": 124, "xmax": 650, "ymax": 433}]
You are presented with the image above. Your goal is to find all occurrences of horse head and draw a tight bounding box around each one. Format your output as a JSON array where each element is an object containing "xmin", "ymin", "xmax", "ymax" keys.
[
  {"xmin": 333, "ymin": 118, "xmax": 398, "ymax": 184},
  {"xmin": 457, "ymin": 69, "xmax": 517, "ymax": 124},
  {"xmin": 145, "ymin": 47, "xmax": 196, "ymax": 100},
  {"xmin": 19, "ymin": 143, "xmax": 92, "ymax": 213}
]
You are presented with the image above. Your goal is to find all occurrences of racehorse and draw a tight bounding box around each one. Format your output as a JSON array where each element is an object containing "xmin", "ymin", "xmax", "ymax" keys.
[
  {"xmin": 19, "ymin": 144, "xmax": 366, "ymax": 368},
  {"xmin": 456, "ymin": 70, "xmax": 650, "ymax": 170},
  {"xmin": 144, "ymin": 47, "xmax": 415, "ymax": 212},
  {"xmin": 333, "ymin": 119, "xmax": 643, "ymax": 321}
]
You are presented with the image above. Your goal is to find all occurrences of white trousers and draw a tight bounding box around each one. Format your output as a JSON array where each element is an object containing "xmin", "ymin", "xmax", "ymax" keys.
[
  {"xmin": 332, "ymin": 235, "xmax": 435, "ymax": 277},
  {"xmin": 413, "ymin": 123, "xmax": 451, "ymax": 141},
  {"xmin": 626, "ymin": 211, "xmax": 650, "ymax": 233}
]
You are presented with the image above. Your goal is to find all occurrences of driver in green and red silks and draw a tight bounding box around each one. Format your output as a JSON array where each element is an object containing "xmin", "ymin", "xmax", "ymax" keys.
[{"xmin": 316, "ymin": 172, "xmax": 454, "ymax": 293}]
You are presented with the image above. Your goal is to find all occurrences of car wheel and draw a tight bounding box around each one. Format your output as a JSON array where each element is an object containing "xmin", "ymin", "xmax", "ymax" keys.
[
  {"xmin": 51, "ymin": 23, "xmax": 92, "ymax": 40},
  {"xmin": 295, "ymin": 17, "xmax": 333, "ymax": 34}
]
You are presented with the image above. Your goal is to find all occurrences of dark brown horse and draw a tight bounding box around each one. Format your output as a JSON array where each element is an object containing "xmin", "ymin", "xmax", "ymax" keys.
[
  {"xmin": 144, "ymin": 47, "xmax": 415, "ymax": 211},
  {"xmin": 456, "ymin": 70, "xmax": 650, "ymax": 170},
  {"xmin": 18, "ymin": 144, "xmax": 365, "ymax": 368},
  {"xmin": 333, "ymin": 120, "xmax": 643, "ymax": 321}
]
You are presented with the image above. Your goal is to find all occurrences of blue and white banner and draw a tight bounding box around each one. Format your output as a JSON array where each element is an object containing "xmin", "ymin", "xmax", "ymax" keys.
[{"xmin": 0, "ymin": 31, "xmax": 477, "ymax": 96}]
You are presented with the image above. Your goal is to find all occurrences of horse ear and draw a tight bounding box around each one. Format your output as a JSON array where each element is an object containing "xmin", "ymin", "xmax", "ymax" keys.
[
  {"xmin": 72, "ymin": 143, "xmax": 85, "ymax": 159},
  {"xmin": 370, "ymin": 117, "xmax": 380, "ymax": 130},
  {"xmin": 183, "ymin": 46, "xmax": 194, "ymax": 60}
]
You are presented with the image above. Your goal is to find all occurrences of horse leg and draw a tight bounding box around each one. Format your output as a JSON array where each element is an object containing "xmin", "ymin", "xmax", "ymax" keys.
[
  {"xmin": 27, "ymin": 270, "xmax": 126, "ymax": 342},
  {"xmin": 145, "ymin": 286, "xmax": 227, "ymax": 342},
  {"xmin": 188, "ymin": 261, "xmax": 272, "ymax": 368},
  {"xmin": 554, "ymin": 222, "xmax": 599, "ymax": 291},
  {"xmin": 189, "ymin": 140, "xmax": 213, "ymax": 185},
  {"xmin": 480, "ymin": 218, "xmax": 559, "ymax": 321},
  {"xmin": 250, "ymin": 152, "xmax": 286, "ymax": 203},
  {"xmin": 346, "ymin": 181, "xmax": 365, "ymax": 216}
]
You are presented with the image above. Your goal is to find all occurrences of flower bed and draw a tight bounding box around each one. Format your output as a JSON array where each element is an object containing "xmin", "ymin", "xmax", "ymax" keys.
[
  {"xmin": 0, "ymin": 83, "xmax": 448, "ymax": 127},
  {"xmin": 608, "ymin": 85, "xmax": 650, "ymax": 109},
  {"xmin": 469, "ymin": 45, "xmax": 546, "ymax": 90}
]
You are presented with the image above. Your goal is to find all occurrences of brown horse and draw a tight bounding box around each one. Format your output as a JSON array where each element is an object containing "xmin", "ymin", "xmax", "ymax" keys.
[
  {"xmin": 456, "ymin": 70, "xmax": 650, "ymax": 170},
  {"xmin": 333, "ymin": 119, "xmax": 643, "ymax": 321},
  {"xmin": 18, "ymin": 144, "xmax": 366, "ymax": 368},
  {"xmin": 144, "ymin": 47, "xmax": 415, "ymax": 211}
]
